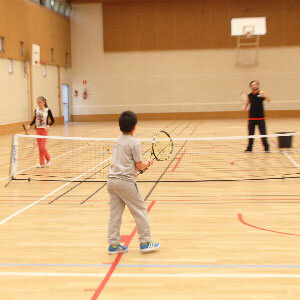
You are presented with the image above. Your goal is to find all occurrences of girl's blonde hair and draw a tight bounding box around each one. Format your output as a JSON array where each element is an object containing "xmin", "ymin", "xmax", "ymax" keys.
[{"xmin": 37, "ymin": 96, "xmax": 48, "ymax": 108}]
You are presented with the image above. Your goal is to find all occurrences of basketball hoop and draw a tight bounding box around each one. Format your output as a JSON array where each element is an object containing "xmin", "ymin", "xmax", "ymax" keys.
[
  {"xmin": 243, "ymin": 25, "xmax": 255, "ymax": 38},
  {"xmin": 231, "ymin": 17, "xmax": 266, "ymax": 65},
  {"xmin": 32, "ymin": 44, "xmax": 40, "ymax": 66}
]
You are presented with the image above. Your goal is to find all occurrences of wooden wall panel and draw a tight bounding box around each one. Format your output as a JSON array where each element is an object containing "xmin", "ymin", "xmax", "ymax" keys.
[
  {"xmin": 138, "ymin": 1, "xmax": 156, "ymax": 50},
  {"xmin": 103, "ymin": 3, "xmax": 122, "ymax": 51},
  {"xmin": 0, "ymin": 0, "xmax": 71, "ymax": 67},
  {"xmin": 210, "ymin": 0, "xmax": 232, "ymax": 49},
  {"xmin": 103, "ymin": 0, "xmax": 300, "ymax": 52},
  {"xmin": 284, "ymin": 0, "xmax": 300, "ymax": 45},
  {"xmin": 120, "ymin": 3, "xmax": 140, "ymax": 51},
  {"xmin": 155, "ymin": 1, "xmax": 175, "ymax": 50}
]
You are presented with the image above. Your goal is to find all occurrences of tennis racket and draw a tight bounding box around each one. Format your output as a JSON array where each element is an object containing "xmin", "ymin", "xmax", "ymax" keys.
[
  {"xmin": 22, "ymin": 124, "xmax": 29, "ymax": 135},
  {"xmin": 140, "ymin": 130, "xmax": 173, "ymax": 174},
  {"xmin": 240, "ymin": 91, "xmax": 248, "ymax": 105},
  {"xmin": 22, "ymin": 124, "xmax": 38, "ymax": 150}
]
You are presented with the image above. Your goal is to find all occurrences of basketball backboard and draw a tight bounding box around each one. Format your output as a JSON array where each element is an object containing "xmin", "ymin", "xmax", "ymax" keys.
[
  {"xmin": 231, "ymin": 17, "xmax": 267, "ymax": 36},
  {"xmin": 32, "ymin": 44, "xmax": 40, "ymax": 66}
]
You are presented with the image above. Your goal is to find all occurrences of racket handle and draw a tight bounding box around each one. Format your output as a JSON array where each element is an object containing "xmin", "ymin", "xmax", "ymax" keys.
[
  {"xmin": 139, "ymin": 169, "xmax": 144, "ymax": 174},
  {"xmin": 22, "ymin": 124, "xmax": 29, "ymax": 135}
]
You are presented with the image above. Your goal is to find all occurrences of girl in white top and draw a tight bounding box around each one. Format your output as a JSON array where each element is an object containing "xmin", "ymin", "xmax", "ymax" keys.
[{"xmin": 26, "ymin": 96, "xmax": 55, "ymax": 168}]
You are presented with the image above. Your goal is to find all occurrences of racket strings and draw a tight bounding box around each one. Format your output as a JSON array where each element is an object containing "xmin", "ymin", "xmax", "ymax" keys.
[{"xmin": 152, "ymin": 131, "xmax": 173, "ymax": 161}]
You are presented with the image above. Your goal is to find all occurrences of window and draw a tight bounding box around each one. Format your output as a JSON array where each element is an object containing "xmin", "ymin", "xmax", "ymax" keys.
[
  {"xmin": 8, "ymin": 59, "xmax": 13, "ymax": 74},
  {"xmin": 65, "ymin": 4, "xmax": 72, "ymax": 17},
  {"xmin": 0, "ymin": 37, "xmax": 5, "ymax": 52},
  {"xmin": 59, "ymin": 1, "xmax": 66, "ymax": 15},
  {"xmin": 44, "ymin": 0, "xmax": 51, "ymax": 9},
  {"xmin": 20, "ymin": 41, "xmax": 24, "ymax": 56},
  {"xmin": 43, "ymin": 0, "xmax": 71, "ymax": 18},
  {"xmin": 50, "ymin": 48, "xmax": 54, "ymax": 62},
  {"xmin": 30, "ymin": 0, "xmax": 42, "ymax": 4},
  {"xmin": 42, "ymin": 65, "xmax": 47, "ymax": 77},
  {"xmin": 50, "ymin": 0, "xmax": 55, "ymax": 9},
  {"xmin": 53, "ymin": 0, "xmax": 60, "ymax": 12}
]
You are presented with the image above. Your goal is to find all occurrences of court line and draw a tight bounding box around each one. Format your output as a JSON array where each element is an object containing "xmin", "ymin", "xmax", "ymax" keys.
[
  {"xmin": 2, "ymin": 262, "xmax": 300, "ymax": 268},
  {"xmin": 0, "ymin": 125, "xmax": 155, "ymax": 182},
  {"xmin": 282, "ymin": 151, "xmax": 300, "ymax": 168},
  {"xmin": 0, "ymin": 157, "xmax": 112, "ymax": 226},
  {"xmin": 91, "ymin": 201, "xmax": 155, "ymax": 300},
  {"xmin": 1, "ymin": 272, "xmax": 300, "ymax": 278},
  {"xmin": 238, "ymin": 213, "xmax": 300, "ymax": 237},
  {"xmin": 92, "ymin": 142, "xmax": 189, "ymax": 298},
  {"xmin": 91, "ymin": 128, "xmax": 191, "ymax": 299},
  {"xmin": 80, "ymin": 182, "xmax": 107, "ymax": 204},
  {"xmin": 47, "ymin": 125, "xmax": 158, "ymax": 203},
  {"xmin": 171, "ymin": 149, "xmax": 187, "ymax": 172},
  {"xmin": 176, "ymin": 121, "xmax": 192, "ymax": 136},
  {"xmin": 0, "ymin": 137, "xmax": 106, "ymax": 182}
]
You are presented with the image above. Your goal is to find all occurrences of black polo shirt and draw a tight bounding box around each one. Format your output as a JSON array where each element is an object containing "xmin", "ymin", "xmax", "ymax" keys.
[{"xmin": 248, "ymin": 92, "xmax": 265, "ymax": 120}]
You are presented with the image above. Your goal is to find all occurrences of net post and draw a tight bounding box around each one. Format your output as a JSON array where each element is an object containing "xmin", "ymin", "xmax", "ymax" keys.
[{"xmin": 10, "ymin": 134, "xmax": 19, "ymax": 178}]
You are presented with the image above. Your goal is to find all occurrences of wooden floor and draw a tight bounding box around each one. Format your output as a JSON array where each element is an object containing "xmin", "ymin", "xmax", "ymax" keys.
[{"xmin": 0, "ymin": 118, "xmax": 300, "ymax": 300}]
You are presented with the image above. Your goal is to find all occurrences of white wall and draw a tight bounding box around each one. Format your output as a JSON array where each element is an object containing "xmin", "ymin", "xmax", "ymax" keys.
[
  {"xmin": 70, "ymin": 3, "xmax": 300, "ymax": 115},
  {"xmin": 0, "ymin": 58, "xmax": 30, "ymax": 124},
  {"xmin": 60, "ymin": 66, "xmax": 71, "ymax": 87},
  {"xmin": 32, "ymin": 65, "xmax": 60, "ymax": 117}
]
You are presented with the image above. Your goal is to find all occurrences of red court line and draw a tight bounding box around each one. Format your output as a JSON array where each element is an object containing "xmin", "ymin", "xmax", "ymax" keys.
[
  {"xmin": 171, "ymin": 149, "xmax": 187, "ymax": 172},
  {"xmin": 238, "ymin": 213, "xmax": 300, "ymax": 236},
  {"xmin": 90, "ymin": 200, "xmax": 156, "ymax": 300}
]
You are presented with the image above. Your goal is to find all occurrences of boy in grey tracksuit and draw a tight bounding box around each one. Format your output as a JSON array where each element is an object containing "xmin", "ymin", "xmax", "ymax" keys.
[{"xmin": 107, "ymin": 111, "xmax": 160, "ymax": 254}]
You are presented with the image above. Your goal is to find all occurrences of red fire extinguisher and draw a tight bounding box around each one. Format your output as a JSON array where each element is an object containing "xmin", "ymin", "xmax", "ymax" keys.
[{"xmin": 83, "ymin": 88, "xmax": 88, "ymax": 100}]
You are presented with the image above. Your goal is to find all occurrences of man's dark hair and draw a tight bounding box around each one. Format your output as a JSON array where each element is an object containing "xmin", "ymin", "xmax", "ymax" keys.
[
  {"xmin": 119, "ymin": 111, "xmax": 137, "ymax": 133},
  {"xmin": 249, "ymin": 80, "xmax": 259, "ymax": 86}
]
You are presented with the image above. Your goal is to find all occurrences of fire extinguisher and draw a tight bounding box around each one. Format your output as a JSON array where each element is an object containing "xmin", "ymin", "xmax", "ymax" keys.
[{"xmin": 83, "ymin": 88, "xmax": 88, "ymax": 100}]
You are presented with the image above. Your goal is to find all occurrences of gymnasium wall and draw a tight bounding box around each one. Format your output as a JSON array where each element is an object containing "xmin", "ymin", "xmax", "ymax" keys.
[
  {"xmin": 0, "ymin": 0, "xmax": 71, "ymax": 66},
  {"xmin": 0, "ymin": 59, "xmax": 30, "ymax": 124},
  {"xmin": 0, "ymin": 0, "xmax": 71, "ymax": 134},
  {"xmin": 103, "ymin": 0, "xmax": 300, "ymax": 52},
  {"xmin": 70, "ymin": 2, "xmax": 300, "ymax": 119},
  {"xmin": 32, "ymin": 65, "xmax": 61, "ymax": 118}
]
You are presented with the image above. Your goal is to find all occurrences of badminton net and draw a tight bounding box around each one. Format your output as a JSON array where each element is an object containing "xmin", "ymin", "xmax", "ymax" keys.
[{"xmin": 9, "ymin": 133, "xmax": 300, "ymax": 182}]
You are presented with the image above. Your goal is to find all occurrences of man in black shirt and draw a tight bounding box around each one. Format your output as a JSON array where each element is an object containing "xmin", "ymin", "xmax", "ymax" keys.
[{"xmin": 243, "ymin": 80, "xmax": 271, "ymax": 152}]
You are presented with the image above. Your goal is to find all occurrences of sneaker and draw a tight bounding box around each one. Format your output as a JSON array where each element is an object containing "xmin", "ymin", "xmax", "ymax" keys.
[
  {"xmin": 37, "ymin": 164, "xmax": 45, "ymax": 168},
  {"xmin": 265, "ymin": 149, "xmax": 270, "ymax": 153},
  {"xmin": 140, "ymin": 241, "xmax": 160, "ymax": 253},
  {"xmin": 244, "ymin": 149, "xmax": 252, "ymax": 153},
  {"xmin": 108, "ymin": 244, "xmax": 128, "ymax": 255},
  {"xmin": 46, "ymin": 161, "xmax": 51, "ymax": 167}
]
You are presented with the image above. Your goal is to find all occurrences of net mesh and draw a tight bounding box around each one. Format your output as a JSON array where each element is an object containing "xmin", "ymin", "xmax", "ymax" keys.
[{"xmin": 10, "ymin": 133, "xmax": 300, "ymax": 182}]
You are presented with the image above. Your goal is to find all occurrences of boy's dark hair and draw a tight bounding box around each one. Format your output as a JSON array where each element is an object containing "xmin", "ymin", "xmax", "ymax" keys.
[{"xmin": 119, "ymin": 111, "xmax": 137, "ymax": 133}]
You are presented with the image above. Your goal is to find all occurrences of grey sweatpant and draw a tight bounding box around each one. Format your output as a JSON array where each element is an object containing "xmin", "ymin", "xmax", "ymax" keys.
[{"xmin": 107, "ymin": 177, "xmax": 151, "ymax": 245}]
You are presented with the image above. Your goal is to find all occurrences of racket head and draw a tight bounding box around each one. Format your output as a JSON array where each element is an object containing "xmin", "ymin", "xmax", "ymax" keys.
[
  {"xmin": 152, "ymin": 130, "xmax": 173, "ymax": 161},
  {"xmin": 240, "ymin": 91, "xmax": 249, "ymax": 105}
]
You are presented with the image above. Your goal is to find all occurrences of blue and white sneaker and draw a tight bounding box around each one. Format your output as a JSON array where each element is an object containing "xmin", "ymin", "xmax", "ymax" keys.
[
  {"xmin": 140, "ymin": 241, "xmax": 160, "ymax": 253},
  {"xmin": 108, "ymin": 244, "xmax": 128, "ymax": 255}
]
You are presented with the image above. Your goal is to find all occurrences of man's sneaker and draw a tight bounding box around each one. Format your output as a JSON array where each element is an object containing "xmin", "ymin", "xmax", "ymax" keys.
[
  {"xmin": 140, "ymin": 241, "xmax": 160, "ymax": 253},
  {"xmin": 244, "ymin": 149, "xmax": 252, "ymax": 153},
  {"xmin": 37, "ymin": 164, "xmax": 45, "ymax": 168},
  {"xmin": 265, "ymin": 149, "xmax": 270, "ymax": 153},
  {"xmin": 108, "ymin": 244, "xmax": 128, "ymax": 255},
  {"xmin": 46, "ymin": 161, "xmax": 51, "ymax": 167}
]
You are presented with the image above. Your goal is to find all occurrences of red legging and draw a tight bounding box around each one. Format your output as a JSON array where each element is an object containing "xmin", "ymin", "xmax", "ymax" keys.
[{"xmin": 36, "ymin": 128, "xmax": 50, "ymax": 165}]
